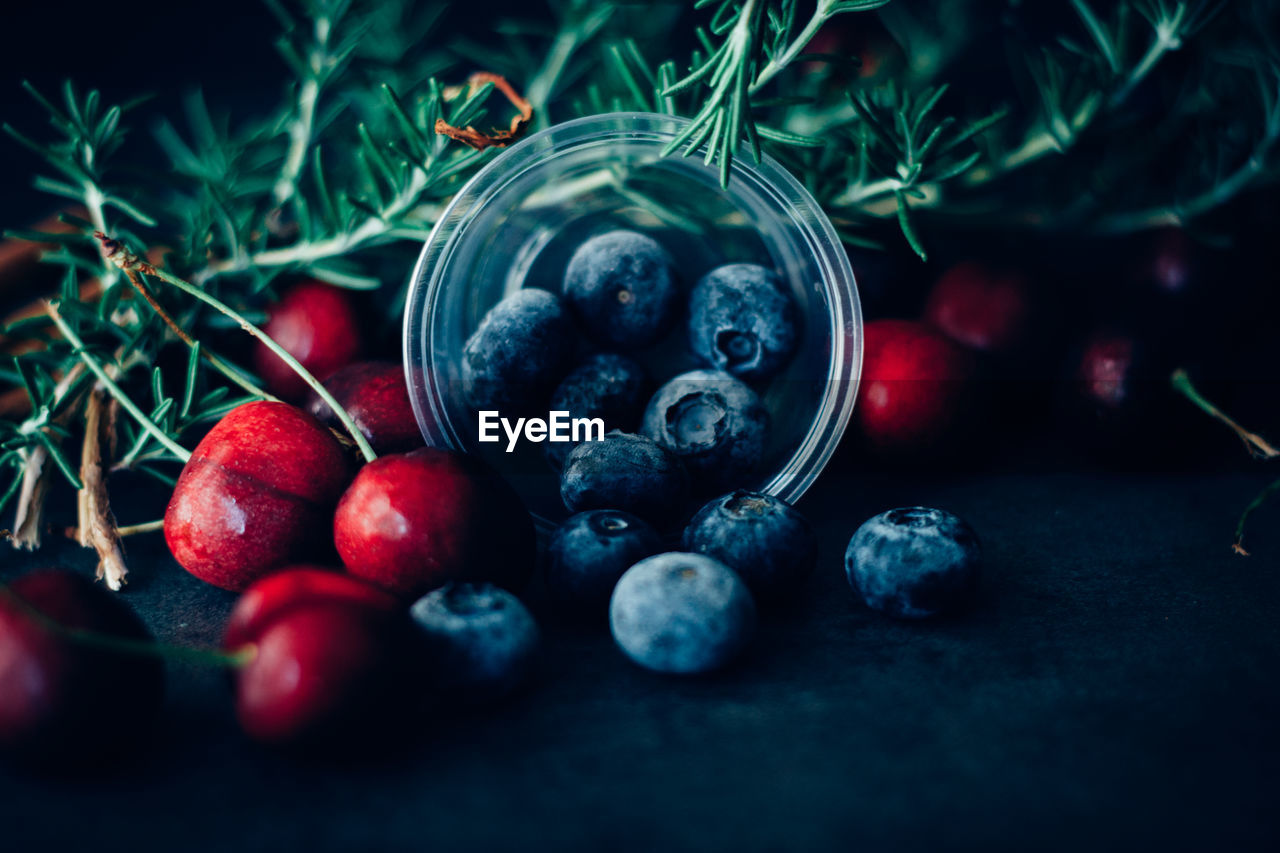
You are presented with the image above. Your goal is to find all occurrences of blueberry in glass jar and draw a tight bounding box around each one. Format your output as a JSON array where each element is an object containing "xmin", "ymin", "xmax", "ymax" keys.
[
  {"xmin": 641, "ymin": 369, "xmax": 768, "ymax": 493},
  {"xmin": 609, "ymin": 552, "xmax": 756, "ymax": 674},
  {"xmin": 544, "ymin": 353, "xmax": 650, "ymax": 470},
  {"xmin": 688, "ymin": 263, "xmax": 799, "ymax": 382},
  {"xmin": 844, "ymin": 507, "xmax": 981, "ymax": 619},
  {"xmin": 462, "ymin": 288, "xmax": 576, "ymax": 412},
  {"xmin": 563, "ymin": 230, "xmax": 679, "ymax": 350},
  {"xmin": 546, "ymin": 510, "xmax": 663, "ymax": 619},
  {"xmin": 683, "ymin": 490, "xmax": 816, "ymax": 600},
  {"xmin": 560, "ymin": 431, "xmax": 690, "ymax": 526},
  {"xmin": 410, "ymin": 582, "xmax": 540, "ymax": 700}
]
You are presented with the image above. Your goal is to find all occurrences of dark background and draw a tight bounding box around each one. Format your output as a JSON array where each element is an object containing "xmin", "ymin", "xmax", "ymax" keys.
[{"xmin": 2, "ymin": 2, "xmax": 1279, "ymax": 851}]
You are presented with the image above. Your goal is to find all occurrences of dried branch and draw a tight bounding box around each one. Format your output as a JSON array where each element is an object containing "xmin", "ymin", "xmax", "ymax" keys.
[
  {"xmin": 435, "ymin": 73, "xmax": 534, "ymax": 150},
  {"xmin": 76, "ymin": 389, "xmax": 127, "ymax": 590}
]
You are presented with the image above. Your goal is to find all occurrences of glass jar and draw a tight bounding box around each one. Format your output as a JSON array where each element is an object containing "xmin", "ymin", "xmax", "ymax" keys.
[{"xmin": 404, "ymin": 112, "xmax": 862, "ymax": 528}]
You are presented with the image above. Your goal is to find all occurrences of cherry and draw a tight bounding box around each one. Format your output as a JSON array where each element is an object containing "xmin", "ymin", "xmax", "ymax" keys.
[
  {"xmin": 856, "ymin": 319, "xmax": 978, "ymax": 454},
  {"xmin": 164, "ymin": 401, "xmax": 352, "ymax": 592},
  {"xmin": 252, "ymin": 280, "xmax": 363, "ymax": 401},
  {"xmin": 304, "ymin": 361, "xmax": 425, "ymax": 455},
  {"xmin": 333, "ymin": 448, "xmax": 535, "ymax": 598},
  {"xmin": 923, "ymin": 261, "xmax": 1033, "ymax": 354},
  {"xmin": 228, "ymin": 600, "xmax": 415, "ymax": 747},
  {"xmin": 0, "ymin": 570, "xmax": 164, "ymax": 766},
  {"xmin": 223, "ymin": 566, "xmax": 399, "ymax": 651},
  {"xmin": 1059, "ymin": 327, "xmax": 1217, "ymax": 463}
]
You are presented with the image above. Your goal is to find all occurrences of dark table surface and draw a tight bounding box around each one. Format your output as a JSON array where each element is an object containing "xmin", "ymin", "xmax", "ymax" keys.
[{"xmin": 2, "ymin": 445, "xmax": 1278, "ymax": 853}]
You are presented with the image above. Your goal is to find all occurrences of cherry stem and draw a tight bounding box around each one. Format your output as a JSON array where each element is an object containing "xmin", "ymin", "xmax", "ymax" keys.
[
  {"xmin": 46, "ymin": 301, "xmax": 193, "ymax": 463},
  {"xmin": 93, "ymin": 233, "xmax": 378, "ymax": 464},
  {"xmin": 1170, "ymin": 369, "xmax": 1279, "ymax": 460},
  {"xmin": 0, "ymin": 582, "xmax": 254, "ymax": 669},
  {"xmin": 121, "ymin": 267, "xmax": 278, "ymax": 403}
]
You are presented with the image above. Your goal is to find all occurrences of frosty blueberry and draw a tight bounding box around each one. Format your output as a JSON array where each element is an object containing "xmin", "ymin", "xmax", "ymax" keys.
[
  {"xmin": 688, "ymin": 263, "xmax": 799, "ymax": 382},
  {"xmin": 546, "ymin": 510, "xmax": 663, "ymax": 618},
  {"xmin": 641, "ymin": 369, "xmax": 768, "ymax": 493},
  {"xmin": 609, "ymin": 552, "xmax": 756, "ymax": 674},
  {"xmin": 462, "ymin": 288, "xmax": 576, "ymax": 412},
  {"xmin": 544, "ymin": 353, "xmax": 650, "ymax": 470},
  {"xmin": 682, "ymin": 490, "xmax": 816, "ymax": 600},
  {"xmin": 844, "ymin": 507, "xmax": 981, "ymax": 619},
  {"xmin": 560, "ymin": 431, "xmax": 690, "ymax": 526},
  {"xmin": 563, "ymin": 230, "xmax": 678, "ymax": 350},
  {"xmin": 410, "ymin": 582, "xmax": 540, "ymax": 700}
]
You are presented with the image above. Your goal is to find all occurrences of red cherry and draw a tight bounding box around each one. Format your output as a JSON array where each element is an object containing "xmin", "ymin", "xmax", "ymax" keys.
[
  {"xmin": 252, "ymin": 280, "xmax": 363, "ymax": 401},
  {"xmin": 334, "ymin": 448, "xmax": 535, "ymax": 598},
  {"xmin": 223, "ymin": 566, "xmax": 399, "ymax": 651},
  {"xmin": 164, "ymin": 401, "xmax": 352, "ymax": 592},
  {"xmin": 229, "ymin": 601, "xmax": 412, "ymax": 746},
  {"xmin": 0, "ymin": 570, "xmax": 164, "ymax": 764},
  {"xmin": 304, "ymin": 361, "xmax": 425, "ymax": 454},
  {"xmin": 856, "ymin": 319, "xmax": 978, "ymax": 453},
  {"xmin": 923, "ymin": 261, "xmax": 1032, "ymax": 353}
]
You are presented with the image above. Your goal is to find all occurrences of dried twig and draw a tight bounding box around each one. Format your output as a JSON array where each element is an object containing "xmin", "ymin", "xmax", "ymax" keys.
[
  {"xmin": 435, "ymin": 73, "xmax": 533, "ymax": 150},
  {"xmin": 76, "ymin": 389, "xmax": 127, "ymax": 590}
]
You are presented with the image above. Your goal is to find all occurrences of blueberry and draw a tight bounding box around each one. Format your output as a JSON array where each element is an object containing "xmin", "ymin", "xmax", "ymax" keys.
[
  {"xmin": 689, "ymin": 263, "xmax": 799, "ymax": 382},
  {"xmin": 546, "ymin": 510, "xmax": 663, "ymax": 619},
  {"xmin": 609, "ymin": 552, "xmax": 756, "ymax": 674},
  {"xmin": 545, "ymin": 353, "xmax": 650, "ymax": 470},
  {"xmin": 462, "ymin": 288, "xmax": 576, "ymax": 412},
  {"xmin": 682, "ymin": 490, "xmax": 816, "ymax": 600},
  {"xmin": 560, "ymin": 431, "xmax": 690, "ymax": 526},
  {"xmin": 641, "ymin": 369, "xmax": 768, "ymax": 493},
  {"xmin": 563, "ymin": 230, "xmax": 678, "ymax": 350},
  {"xmin": 844, "ymin": 507, "xmax": 981, "ymax": 619},
  {"xmin": 410, "ymin": 582, "xmax": 540, "ymax": 699}
]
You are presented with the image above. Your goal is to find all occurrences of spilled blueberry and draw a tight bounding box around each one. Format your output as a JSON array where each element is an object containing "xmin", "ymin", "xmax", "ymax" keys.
[
  {"xmin": 564, "ymin": 230, "xmax": 678, "ymax": 350},
  {"xmin": 609, "ymin": 552, "xmax": 756, "ymax": 674},
  {"xmin": 545, "ymin": 353, "xmax": 650, "ymax": 470},
  {"xmin": 683, "ymin": 490, "xmax": 816, "ymax": 600},
  {"xmin": 689, "ymin": 263, "xmax": 799, "ymax": 382},
  {"xmin": 546, "ymin": 510, "xmax": 663, "ymax": 619},
  {"xmin": 410, "ymin": 582, "xmax": 541, "ymax": 701},
  {"xmin": 844, "ymin": 506, "xmax": 981, "ymax": 619},
  {"xmin": 462, "ymin": 288, "xmax": 576, "ymax": 412},
  {"xmin": 560, "ymin": 431, "xmax": 690, "ymax": 526},
  {"xmin": 641, "ymin": 369, "xmax": 768, "ymax": 493}
]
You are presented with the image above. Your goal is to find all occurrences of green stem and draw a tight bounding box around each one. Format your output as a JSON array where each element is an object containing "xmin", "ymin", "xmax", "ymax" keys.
[
  {"xmin": 1234, "ymin": 477, "xmax": 1280, "ymax": 556},
  {"xmin": 46, "ymin": 302, "xmax": 193, "ymax": 464},
  {"xmin": 1170, "ymin": 369, "xmax": 1278, "ymax": 459},
  {"xmin": 117, "ymin": 519, "xmax": 164, "ymax": 537},
  {"xmin": 144, "ymin": 266, "xmax": 378, "ymax": 463},
  {"xmin": 0, "ymin": 582, "xmax": 251, "ymax": 668}
]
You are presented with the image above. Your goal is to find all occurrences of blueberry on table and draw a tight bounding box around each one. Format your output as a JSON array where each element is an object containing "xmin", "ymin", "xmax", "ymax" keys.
[
  {"xmin": 545, "ymin": 353, "xmax": 650, "ymax": 470},
  {"xmin": 462, "ymin": 288, "xmax": 576, "ymax": 412},
  {"xmin": 563, "ymin": 230, "xmax": 678, "ymax": 350},
  {"xmin": 688, "ymin": 263, "xmax": 799, "ymax": 382},
  {"xmin": 560, "ymin": 431, "xmax": 690, "ymax": 526},
  {"xmin": 641, "ymin": 369, "xmax": 769, "ymax": 493},
  {"xmin": 609, "ymin": 552, "xmax": 757, "ymax": 674},
  {"xmin": 683, "ymin": 490, "xmax": 816, "ymax": 600},
  {"xmin": 546, "ymin": 510, "xmax": 663, "ymax": 619},
  {"xmin": 844, "ymin": 507, "xmax": 981, "ymax": 619},
  {"xmin": 410, "ymin": 582, "xmax": 541, "ymax": 701}
]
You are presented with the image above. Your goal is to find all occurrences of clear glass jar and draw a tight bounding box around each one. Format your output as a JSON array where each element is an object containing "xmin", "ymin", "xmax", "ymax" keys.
[{"xmin": 403, "ymin": 112, "xmax": 862, "ymax": 528}]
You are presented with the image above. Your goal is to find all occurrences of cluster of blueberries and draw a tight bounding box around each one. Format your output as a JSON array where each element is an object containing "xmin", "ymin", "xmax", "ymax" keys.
[
  {"xmin": 430, "ymin": 229, "xmax": 981, "ymax": 688},
  {"xmin": 461, "ymin": 229, "xmax": 801, "ymax": 520},
  {"xmin": 412, "ymin": 500, "xmax": 982, "ymax": 687}
]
